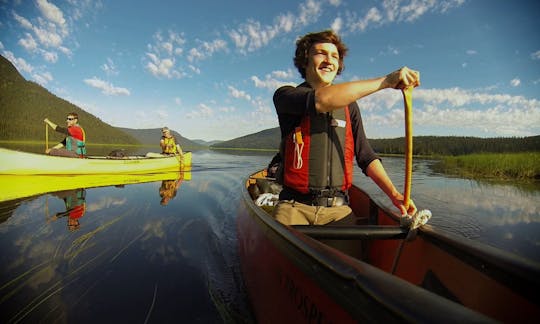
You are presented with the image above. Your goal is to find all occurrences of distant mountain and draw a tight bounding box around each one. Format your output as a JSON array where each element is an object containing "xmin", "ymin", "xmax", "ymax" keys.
[
  {"xmin": 0, "ymin": 55, "xmax": 138, "ymax": 145},
  {"xmin": 119, "ymin": 127, "xmax": 201, "ymax": 148},
  {"xmin": 210, "ymin": 128, "xmax": 280, "ymax": 150},
  {"xmin": 192, "ymin": 139, "xmax": 222, "ymax": 146}
]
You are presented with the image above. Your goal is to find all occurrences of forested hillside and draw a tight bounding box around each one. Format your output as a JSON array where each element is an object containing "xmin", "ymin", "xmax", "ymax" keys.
[
  {"xmin": 211, "ymin": 128, "xmax": 280, "ymax": 150},
  {"xmin": 0, "ymin": 55, "xmax": 138, "ymax": 145},
  {"xmin": 370, "ymin": 136, "xmax": 540, "ymax": 155},
  {"xmin": 211, "ymin": 126, "xmax": 540, "ymax": 155}
]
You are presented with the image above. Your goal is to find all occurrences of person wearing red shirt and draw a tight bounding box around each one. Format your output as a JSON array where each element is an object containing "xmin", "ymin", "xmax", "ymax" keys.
[{"xmin": 44, "ymin": 112, "xmax": 86, "ymax": 158}]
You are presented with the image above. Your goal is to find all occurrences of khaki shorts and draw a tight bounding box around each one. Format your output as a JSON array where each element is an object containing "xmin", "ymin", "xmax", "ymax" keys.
[{"xmin": 272, "ymin": 200, "xmax": 352, "ymax": 225}]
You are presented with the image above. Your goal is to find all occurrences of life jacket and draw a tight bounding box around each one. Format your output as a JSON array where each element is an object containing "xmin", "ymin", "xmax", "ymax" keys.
[
  {"xmin": 65, "ymin": 125, "xmax": 86, "ymax": 157},
  {"xmin": 162, "ymin": 136, "xmax": 178, "ymax": 154},
  {"xmin": 279, "ymin": 106, "xmax": 355, "ymax": 194}
]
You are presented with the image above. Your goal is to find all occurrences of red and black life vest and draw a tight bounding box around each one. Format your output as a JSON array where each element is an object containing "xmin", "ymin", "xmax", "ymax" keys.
[{"xmin": 279, "ymin": 106, "xmax": 355, "ymax": 194}]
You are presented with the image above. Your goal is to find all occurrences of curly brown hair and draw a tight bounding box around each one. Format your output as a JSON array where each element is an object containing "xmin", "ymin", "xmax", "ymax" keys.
[{"xmin": 293, "ymin": 30, "xmax": 348, "ymax": 79}]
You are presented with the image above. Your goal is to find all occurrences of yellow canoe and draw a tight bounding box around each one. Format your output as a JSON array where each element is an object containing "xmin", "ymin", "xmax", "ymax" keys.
[
  {"xmin": 0, "ymin": 170, "xmax": 192, "ymax": 202},
  {"xmin": 0, "ymin": 148, "xmax": 192, "ymax": 175}
]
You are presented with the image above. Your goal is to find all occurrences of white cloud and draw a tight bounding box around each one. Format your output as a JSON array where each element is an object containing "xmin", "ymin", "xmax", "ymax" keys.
[
  {"xmin": 251, "ymin": 69, "xmax": 297, "ymax": 91},
  {"xmin": 144, "ymin": 31, "xmax": 191, "ymax": 78},
  {"xmin": 351, "ymin": 7, "xmax": 383, "ymax": 32},
  {"xmin": 510, "ymin": 78, "xmax": 521, "ymax": 87},
  {"xmin": 83, "ymin": 77, "xmax": 130, "ymax": 96},
  {"xmin": 227, "ymin": 0, "xmax": 321, "ymax": 53},
  {"xmin": 347, "ymin": 0, "xmax": 466, "ymax": 33},
  {"xmin": 12, "ymin": 0, "xmax": 74, "ymax": 62},
  {"xmin": 414, "ymin": 88, "xmax": 539, "ymax": 109},
  {"xmin": 331, "ymin": 17, "xmax": 343, "ymax": 34},
  {"xmin": 228, "ymin": 86, "xmax": 252, "ymax": 101},
  {"xmin": 101, "ymin": 58, "xmax": 118, "ymax": 76},
  {"xmin": 18, "ymin": 33, "xmax": 38, "ymax": 52},
  {"xmin": 12, "ymin": 12, "xmax": 33, "ymax": 30},
  {"xmin": 531, "ymin": 50, "xmax": 540, "ymax": 60},
  {"xmin": 37, "ymin": 0, "xmax": 67, "ymax": 31},
  {"xmin": 360, "ymin": 87, "xmax": 540, "ymax": 137},
  {"xmin": 42, "ymin": 50, "xmax": 58, "ymax": 63},
  {"xmin": 186, "ymin": 103, "xmax": 214, "ymax": 119},
  {"xmin": 145, "ymin": 53, "xmax": 184, "ymax": 79},
  {"xmin": 187, "ymin": 39, "xmax": 227, "ymax": 62},
  {"xmin": 297, "ymin": 0, "xmax": 322, "ymax": 26}
]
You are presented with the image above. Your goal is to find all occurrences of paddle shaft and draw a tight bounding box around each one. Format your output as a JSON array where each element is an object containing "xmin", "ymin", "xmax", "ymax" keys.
[
  {"xmin": 402, "ymin": 87, "xmax": 413, "ymax": 210},
  {"xmin": 391, "ymin": 87, "xmax": 414, "ymax": 275},
  {"xmin": 45, "ymin": 123, "xmax": 49, "ymax": 151}
]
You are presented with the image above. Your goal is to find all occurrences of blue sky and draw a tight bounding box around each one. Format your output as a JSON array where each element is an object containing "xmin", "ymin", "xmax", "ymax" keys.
[{"xmin": 1, "ymin": 0, "xmax": 539, "ymax": 141}]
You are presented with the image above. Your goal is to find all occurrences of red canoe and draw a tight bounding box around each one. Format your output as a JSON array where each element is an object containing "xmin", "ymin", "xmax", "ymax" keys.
[{"xmin": 237, "ymin": 170, "xmax": 540, "ymax": 323}]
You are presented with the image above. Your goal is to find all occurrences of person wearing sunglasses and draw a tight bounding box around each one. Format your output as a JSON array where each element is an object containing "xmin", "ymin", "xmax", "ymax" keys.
[{"xmin": 44, "ymin": 112, "xmax": 87, "ymax": 158}]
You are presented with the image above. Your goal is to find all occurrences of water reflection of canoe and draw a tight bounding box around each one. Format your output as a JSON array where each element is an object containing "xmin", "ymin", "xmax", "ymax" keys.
[
  {"xmin": 238, "ymin": 170, "xmax": 540, "ymax": 323},
  {"xmin": 0, "ymin": 148, "xmax": 192, "ymax": 175},
  {"xmin": 0, "ymin": 171, "xmax": 191, "ymax": 202}
]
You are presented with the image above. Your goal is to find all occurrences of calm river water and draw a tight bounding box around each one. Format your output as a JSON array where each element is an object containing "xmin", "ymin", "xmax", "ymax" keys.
[{"xmin": 1, "ymin": 147, "xmax": 539, "ymax": 323}]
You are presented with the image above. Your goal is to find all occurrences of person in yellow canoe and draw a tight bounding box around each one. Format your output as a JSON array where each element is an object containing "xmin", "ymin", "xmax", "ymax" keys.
[
  {"xmin": 160, "ymin": 127, "xmax": 183, "ymax": 156},
  {"xmin": 44, "ymin": 112, "xmax": 86, "ymax": 158}
]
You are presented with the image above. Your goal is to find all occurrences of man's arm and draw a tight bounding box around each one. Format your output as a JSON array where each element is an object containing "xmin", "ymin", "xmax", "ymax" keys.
[
  {"xmin": 314, "ymin": 67, "xmax": 420, "ymax": 113},
  {"xmin": 160, "ymin": 138, "xmax": 166, "ymax": 151}
]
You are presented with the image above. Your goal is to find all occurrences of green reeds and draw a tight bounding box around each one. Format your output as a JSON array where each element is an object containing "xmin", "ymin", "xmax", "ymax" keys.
[{"xmin": 435, "ymin": 152, "xmax": 540, "ymax": 180}]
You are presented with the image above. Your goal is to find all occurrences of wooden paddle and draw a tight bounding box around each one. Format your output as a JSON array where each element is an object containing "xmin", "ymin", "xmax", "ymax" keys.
[
  {"xmin": 403, "ymin": 86, "xmax": 413, "ymax": 210},
  {"xmin": 391, "ymin": 86, "xmax": 432, "ymax": 274},
  {"xmin": 45, "ymin": 122, "xmax": 49, "ymax": 152}
]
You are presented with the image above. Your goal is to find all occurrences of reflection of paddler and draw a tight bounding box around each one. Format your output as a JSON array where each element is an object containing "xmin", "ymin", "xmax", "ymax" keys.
[
  {"xmin": 159, "ymin": 173, "xmax": 184, "ymax": 206},
  {"xmin": 48, "ymin": 188, "xmax": 86, "ymax": 231}
]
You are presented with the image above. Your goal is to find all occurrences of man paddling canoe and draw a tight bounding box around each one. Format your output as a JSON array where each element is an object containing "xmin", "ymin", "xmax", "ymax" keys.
[
  {"xmin": 44, "ymin": 112, "xmax": 86, "ymax": 158},
  {"xmin": 272, "ymin": 30, "xmax": 420, "ymax": 225}
]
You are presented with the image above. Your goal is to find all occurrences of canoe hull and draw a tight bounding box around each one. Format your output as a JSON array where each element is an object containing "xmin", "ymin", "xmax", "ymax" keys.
[
  {"xmin": 238, "ymin": 200, "xmax": 358, "ymax": 323},
  {"xmin": 0, "ymin": 171, "xmax": 191, "ymax": 202},
  {"xmin": 0, "ymin": 148, "xmax": 192, "ymax": 175},
  {"xmin": 238, "ymin": 170, "xmax": 540, "ymax": 323}
]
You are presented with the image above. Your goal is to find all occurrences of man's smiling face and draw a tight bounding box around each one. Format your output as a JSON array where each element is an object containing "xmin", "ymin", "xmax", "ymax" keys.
[{"xmin": 305, "ymin": 42, "xmax": 340, "ymax": 89}]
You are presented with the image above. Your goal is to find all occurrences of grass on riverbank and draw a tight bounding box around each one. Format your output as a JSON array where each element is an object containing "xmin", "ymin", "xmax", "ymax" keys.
[{"xmin": 434, "ymin": 152, "xmax": 540, "ymax": 180}]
